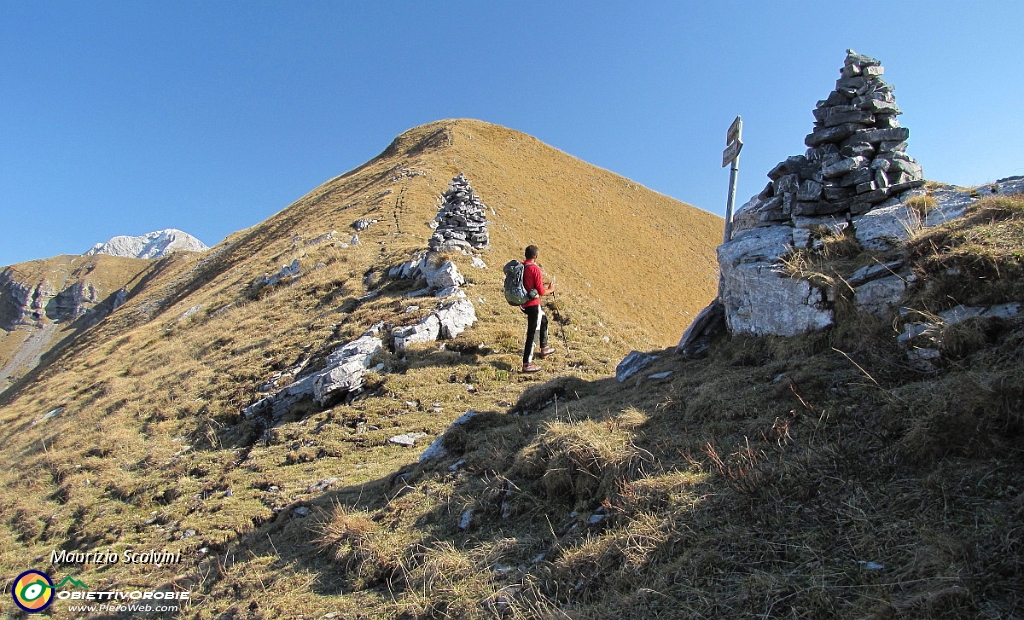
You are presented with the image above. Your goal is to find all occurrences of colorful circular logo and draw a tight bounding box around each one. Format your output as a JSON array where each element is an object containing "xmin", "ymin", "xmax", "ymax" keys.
[{"xmin": 12, "ymin": 570, "xmax": 54, "ymax": 613}]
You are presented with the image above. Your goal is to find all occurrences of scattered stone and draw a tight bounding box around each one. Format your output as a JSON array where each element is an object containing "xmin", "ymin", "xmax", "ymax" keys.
[
  {"xmin": 293, "ymin": 506, "xmax": 310, "ymax": 517},
  {"xmin": 458, "ymin": 508, "xmax": 473, "ymax": 531},
  {"xmin": 312, "ymin": 334, "xmax": 384, "ymax": 405},
  {"xmin": 352, "ymin": 218, "xmax": 378, "ymax": 232},
  {"xmin": 482, "ymin": 585, "xmax": 522, "ymax": 615},
  {"xmin": 392, "ymin": 299, "xmax": 477, "ymax": 352},
  {"xmin": 304, "ymin": 230, "xmax": 339, "ymax": 246},
  {"xmin": 244, "ymin": 327, "xmax": 384, "ymax": 423},
  {"xmin": 419, "ymin": 410, "xmax": 481, "ymax": 462},
  {"xmin": 854, "ymin": 275, "xmax": 907, "ymax": 316},
  {"xmin": 616, "ymin": 351, "xmax": 660, "ymax": 382},
  {"xmin": 648, "ymin": 371, "xmax": 674, "ymax": 380},
  {"xmin": 899, "ymin": 303, "xmax": 1022, "ymax": 346},
  {"xmin": 393, "ymin": 314, "xmax": 441, "ymax": 352},
  {"xmin": 436, "ymin": 299, "xmax": 477, "ymax": 339},
  {"xmin": 177, "ymin": 305, "xmax": 203, "ymax": 322},
  {"xmin": 33, "ymin": 407, "xmax": 64, "ymax": 426},
  {"xmin": 389, "ymin": 432, "xmax": 429, "ymax": 447},
  {"xmin": 308, "ymin": 478, "xmax": 339, "ymax": 493},
  {"xmin": 254, "ymin": 259, "xmax": 301, "ymax": 290},
  {"xmin": 676, "ymin": 299, "xmax": 726, "ymax": 356}
]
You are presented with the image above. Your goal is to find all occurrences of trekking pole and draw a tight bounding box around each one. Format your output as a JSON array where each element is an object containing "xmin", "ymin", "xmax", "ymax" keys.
[{"xmin": 549, "ymin": 276, "xmax": 570, "ymax": 354}]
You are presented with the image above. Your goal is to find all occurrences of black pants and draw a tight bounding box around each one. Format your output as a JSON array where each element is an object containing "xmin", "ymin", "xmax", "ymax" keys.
[{"xmin": 522, "ymin": 305, "xmax": 548, "ymax": 365}]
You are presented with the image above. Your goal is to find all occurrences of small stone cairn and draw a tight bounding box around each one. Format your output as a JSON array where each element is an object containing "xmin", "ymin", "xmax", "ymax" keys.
[
  {"xmin": 736, "ymin": 50, "xmax": 924, "ymax": 230},
  {"xmin": 430, "ymin": 173, "xmax": 490, "ymax": 251}
]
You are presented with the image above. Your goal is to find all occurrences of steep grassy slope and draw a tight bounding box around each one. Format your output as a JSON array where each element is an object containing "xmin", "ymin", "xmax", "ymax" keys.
[{"xmin": 0, "ymin": 120, "xmax": 722, "ymax": 618}]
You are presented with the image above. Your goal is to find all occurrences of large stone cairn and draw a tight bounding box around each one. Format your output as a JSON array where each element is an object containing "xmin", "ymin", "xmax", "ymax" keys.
[
  {"xmin": 430, "ymin": 173, "xmax": 490, "ymax": 251},
  {"xmin": 736, "ymin": 50, "xmax": 924, "ymax": 230}
]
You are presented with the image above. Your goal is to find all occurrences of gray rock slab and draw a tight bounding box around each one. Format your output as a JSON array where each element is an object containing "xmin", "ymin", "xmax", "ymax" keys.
[
  {"xmin": 393, "ymin": 314, "xmax": 441, "ymax": 352},
  {"xmin": 419, "ymin": 410, "xmax": 481, "ymax": 462},
  {"xmin": 389, "ymin": 432, "xmax": 428, "ymax": 447},
  {"xmin": 436, "ymin": 299, "xmax": 477, "ymax": 339},
  {"xmin": 719, "ymin": 226, "xmax": 794, "ymax": 266},
  {"xmin": 616, "ymin": 351, "xmax": 660, "ymax": 382},
  {"xmin": 848, "ymin": 260, "xmax": 905, "ymax": 287},
  {"xmin": 853, "ymin": 204, "xmax": 922, "ymax": 251},
  {"xmin": 721, "ymin": 262, "xmax": 833, "ymax": 336},
  {"xmin": 854, "ymin": 275, "xmax": 907, "ymax": 316}
]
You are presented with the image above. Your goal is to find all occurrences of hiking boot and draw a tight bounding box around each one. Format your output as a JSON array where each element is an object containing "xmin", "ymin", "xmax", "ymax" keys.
[
  {"xmin": 537, "ymin": 346, "xmax": 555, "ymax": 358},
  {"xmin": 522, "ymin": 363, "xmax": 542, "ymax": 373}
]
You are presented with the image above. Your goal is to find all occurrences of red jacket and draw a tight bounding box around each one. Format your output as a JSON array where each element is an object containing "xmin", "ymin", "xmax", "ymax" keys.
[{"xmin": 521, "ymin": 260, "xmax": 547, "ymax": 308}]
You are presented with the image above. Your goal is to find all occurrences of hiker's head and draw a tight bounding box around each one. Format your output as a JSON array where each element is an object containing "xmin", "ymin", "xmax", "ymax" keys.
[{"xmin": 525, "ymin": 245, "xmax": 539, "ymax": 260}]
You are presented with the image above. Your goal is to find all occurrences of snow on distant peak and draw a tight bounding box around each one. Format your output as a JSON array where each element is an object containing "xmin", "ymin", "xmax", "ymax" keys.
[{"xmin": 85, "ymin": 229, "xmax": 209, "ymax": 259}]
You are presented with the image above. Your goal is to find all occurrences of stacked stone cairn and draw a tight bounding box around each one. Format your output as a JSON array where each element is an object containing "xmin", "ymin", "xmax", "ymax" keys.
[
  {"xmin": 678, "ymin": 51, "xmax": 933, "ymax": 350},
  {"xmin": 736, "ymin": 50, "xmax": 924, "ymax": 230},
  {"xmin": 430, "ymin": 173, "xmax": 490, "ymax": 251}
]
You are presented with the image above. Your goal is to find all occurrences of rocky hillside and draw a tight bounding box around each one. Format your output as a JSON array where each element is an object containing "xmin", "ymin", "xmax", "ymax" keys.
[
  {"xmin": 0, "ymin": 254, "xmax": 152, "ymax": 392},
  {"xmin": 0, "ymin": 119, "xmax": 722, "ymax": 617},
  {"xmin": 85, "ymin": 228, "xmax": 209, "ymax": 259}
]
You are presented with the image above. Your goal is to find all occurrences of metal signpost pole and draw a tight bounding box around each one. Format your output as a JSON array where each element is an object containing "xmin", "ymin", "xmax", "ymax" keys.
[{"xmin": 722, "ymin": 116, "xmax": 743, "ymax": 243}]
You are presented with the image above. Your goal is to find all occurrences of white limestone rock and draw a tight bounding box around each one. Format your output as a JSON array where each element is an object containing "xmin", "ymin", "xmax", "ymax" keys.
[
  {"xmin": 423, "ymin": 260, "xmax": 465, "ymax": 290},
  {"xmin": 393, "ymin": 314, "xmax": 441, "ymax": 352},
  {"xmin": 312, "ymin": 334, "xmax": 384, "ymax": 405},
  {"xmin": 419, "ymin": 410, "xmax": 481, "ymax": 462},
  {"xmin": 435, "ymin": 299, "xmax": 477, "ymax": 339},
  {"xmin": 717, "ymin": 226, "xmax": 834, "ymax": 336},
  {"xmin": 86, "ymin": 229, "xmax": 208, "ymax": 258},
  {"xmin": 853, "ymin": 204, "xmax": 922, "ymax": 251},
  {"xmin": 724, "ymin": 265, "xmax": 833, "ymax": 336}
]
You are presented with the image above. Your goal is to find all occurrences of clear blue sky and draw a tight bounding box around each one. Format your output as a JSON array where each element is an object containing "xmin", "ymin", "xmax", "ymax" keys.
[{"xmin": 2, "ymin": 1, "xmax": 1022, "ymax": 267}]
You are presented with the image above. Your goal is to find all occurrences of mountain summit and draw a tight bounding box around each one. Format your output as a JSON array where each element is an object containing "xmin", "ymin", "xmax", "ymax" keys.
[{"xmin": 85, "ymin": 228, "xmax": 208, "ymax": 258}]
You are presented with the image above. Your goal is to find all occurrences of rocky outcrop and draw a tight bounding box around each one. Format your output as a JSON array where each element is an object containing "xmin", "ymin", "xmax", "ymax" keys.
[
  {"xmin": 393, "ymin": 299, "xmax": 477, "ymax": 352},
  {"xmin": 243, "ymin": 327, "xmax": 385, "ymax": 424},
  {"xmin": 429, "ymin": 174, "xmax": 491, "ymax": 252},
  {"xmin": 0, "ymin": 261, "xmax": 135, "ymax": 330},
  {"xmin": 86, "ymin": 229, "xmax": 208, "ymax": 258},
  {"xmin": 253, "ymin": 259, "xmax": 302, "ymax": 291},
  {"xmin": 1, "ymin": 255, "xmax": 147, "ymax": 391},
  {"xmin": 389, "ymin": 253, "xmax": 469, "ymax": 299}
]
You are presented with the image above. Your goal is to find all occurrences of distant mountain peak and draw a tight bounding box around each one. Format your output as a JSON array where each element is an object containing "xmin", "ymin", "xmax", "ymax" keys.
[{"xmin": 85, "ymin": 229, "xmax": 208, "ymax": 259}]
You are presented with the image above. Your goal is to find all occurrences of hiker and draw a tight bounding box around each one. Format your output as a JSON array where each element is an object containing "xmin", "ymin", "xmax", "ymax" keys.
[{"xmin": 520, "ymin": 245, "xmax": 555, "ymax": 373}]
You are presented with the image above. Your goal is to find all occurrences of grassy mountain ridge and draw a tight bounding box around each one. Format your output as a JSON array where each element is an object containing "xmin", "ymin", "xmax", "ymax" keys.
[
  {"xmin": 4, "ymin": 118, "xmax": 1018, "ymax": 619},
  {"xmin": 0, "ymin": 119, "xmax": 723, "ymax": 617}
]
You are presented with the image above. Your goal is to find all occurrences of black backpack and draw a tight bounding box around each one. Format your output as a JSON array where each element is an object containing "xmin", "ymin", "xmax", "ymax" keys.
[{"xmin": 503, "ymin": 260, "xmax": 533, "ymax": 306}]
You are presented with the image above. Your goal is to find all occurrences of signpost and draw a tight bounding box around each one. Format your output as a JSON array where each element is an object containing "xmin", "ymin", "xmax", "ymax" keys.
[{"xmin": 722, "ymin": 116, "xmax": 743, "ymax": 243}]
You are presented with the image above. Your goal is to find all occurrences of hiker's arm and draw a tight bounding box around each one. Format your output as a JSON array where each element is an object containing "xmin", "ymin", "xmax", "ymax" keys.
[{"xmin": 536, "ymin": 270, "xmax": 552, "ymax": 295}]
